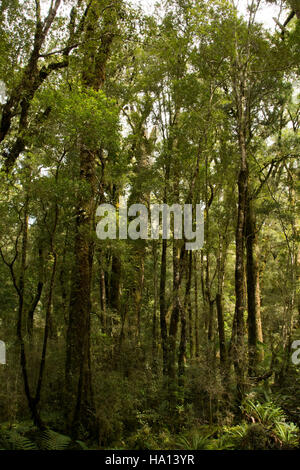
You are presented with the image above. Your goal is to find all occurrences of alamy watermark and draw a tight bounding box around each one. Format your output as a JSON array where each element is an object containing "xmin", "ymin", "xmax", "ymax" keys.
[
  {"xmin": 0, "ymin": 340, "xmax": 6, "ymax": 365},
  {"xmin": 291, "ymin": 340, "xmax": 300, "ymax": 366},
  {"xmin": 0, "ymin": 339, "xmax": 299, "ymax": 368},
  {"xmin": 96, "ymin": 200, "xmax": 204, "ymax": 250},
  {"xmin": 0, "ymin": 80, "xmax": 7, "ymax": 105}
]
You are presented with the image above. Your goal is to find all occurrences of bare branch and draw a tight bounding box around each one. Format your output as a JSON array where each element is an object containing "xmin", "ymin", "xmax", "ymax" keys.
[
  {"xmin": 39, "ymin": 43, "xmax": 79, "ymax": 58},
  {"xmin": 42, "ymin": 0, "xmax": 61, "ymax": 38}
]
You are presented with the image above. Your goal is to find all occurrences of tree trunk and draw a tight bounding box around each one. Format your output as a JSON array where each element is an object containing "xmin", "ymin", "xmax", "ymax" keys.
[
  {"xmin": 152, "ymin": 241, "xmax": 159, "ymax": 371},
  {"xmin": 65, "ymin": 146, "xmax": 97, "ymax": 436},
  {"xmin": 246, "ymin": 198, "xmax": 263, "ymax": 376},
  {"xmin": 17, "ymin": 192, "xmax": 42, "ymax": 427},
  {"xmin": 160, "ymin": 238, "xmax": 168, "ymax": 375},
  {"xmin": 233, "ymin": 101, "xmax": 248, "ymax": 400},
  {"xmin": 194, "ymin": 253, "xmax": 200, "ymax": 358},
  {"xmin": 187, "ymin": 252, "xmax": 194, "ymax": 359},
  {"xmin": 65, "ymin": 4, "xmax": 116, "ymax": 437}
]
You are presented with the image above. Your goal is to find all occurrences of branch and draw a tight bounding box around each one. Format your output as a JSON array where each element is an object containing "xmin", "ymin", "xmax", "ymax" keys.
[
  {"xmin": 42, "ymin": 0, "xmax": 61, "ymax": 38},
  {"xmin": 252, "ymin": 154, "xmax": 298, "ymax": 199},
  {"xmin": 273, "ymin": 10, "xmax": 296, "ymax": 39},
  {"xmin": 39, "ymin": 43, "xmax": 79, "ymax": 58},
  {"xmin": 35, "ymin": 0, "xmax": 41, "ymax": 24},
  {"xmin": 0, "ymin": 240, "xmax": 21, "ymax": 296}
]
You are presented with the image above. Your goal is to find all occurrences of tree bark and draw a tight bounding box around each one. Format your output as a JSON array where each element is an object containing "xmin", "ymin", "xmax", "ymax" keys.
[
  {"xmin": 232, "ymin": 92, "xmax": 248, "ymax": 400},
  {"xmin": 65, "ymin": 4, "xmax": 116, "ymax": 438},
  {"xmin": 246, "ymin": 198, "xmax": 263, "ymax": 376}
]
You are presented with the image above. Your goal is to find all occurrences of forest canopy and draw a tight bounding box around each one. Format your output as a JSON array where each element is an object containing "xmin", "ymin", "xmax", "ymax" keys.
[{"xmin": 0, "ymin": 0, "xmax": 299, "ymax": 451}]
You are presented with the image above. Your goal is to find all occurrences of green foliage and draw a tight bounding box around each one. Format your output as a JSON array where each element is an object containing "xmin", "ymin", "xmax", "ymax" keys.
[
  {"xmin": 0, "ymin": 431, "xmax": 38, "ymax": 450},
  {"xmin": 39, "ymin": 429, "xmax": 73, "ymax": 451},
  {"xmin": 0, "ymin": 0, "xmax": 299, "ymax": 452},
  {"xmin": 0, "ymin": 423, "xmax": 37, "ymax": 450},
  {"xmin": 223, "ymin": 423, "xmax": 249, "ymax": 442},
  {"xmin": 231, "ymin": 398, "xmax": 300, "ymax": 449},
  {"xmin": 175, "ymin": 431, "xmax": 214, "ymax": 450},
  {"xmin": 274, "ymin": 421, "xmax": 299, "ymax": 449},
  {"xmin": 242, "ymin": 398, "xmax": 287, "ymax": 427},
  {"xmin": 0, "ymin": 424, "xmax": 91, "ymax": 451}
]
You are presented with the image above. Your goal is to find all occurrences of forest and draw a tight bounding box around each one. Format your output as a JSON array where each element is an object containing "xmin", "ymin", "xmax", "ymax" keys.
[{"xmin": 0, "ymin": 0, "xmax": 299, "ymax": 452}]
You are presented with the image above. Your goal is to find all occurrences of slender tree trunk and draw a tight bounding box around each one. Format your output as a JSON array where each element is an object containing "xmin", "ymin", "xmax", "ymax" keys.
[
  {"xmin": 246, "ymin": 198, "xmax": 264, "ymax": 376},
  {"xmin": 187, "ymin": 252, "xmax": 193, "ymax": 359},
  {"xmin": 216, "ymin": 241, "xmax": 227, "ymax": 365},
  {"xmin": 233, "ymin": 162, "xmax": 247, "ymax": 398},
  {"xmin": 27, "ymin": 247, "xmax": 44, "ymax": 336},
  {"xmin": 178, "ymin": 295, "xmax": 187, "ymax": 382},
  {"xmin": 178, "ymin": 252, "xmax": 192, "ymax": 379},
  {"xmin": 99, "ymin": 263, "xmax": 107, "ymax": 332},
  {"xmin": 135, "ymin": 256, "xmax": 144, "ymax": 342},
  {"xmin": 216, "ymin": 294, "xmax": 226, "ymax": 370},
  {"xmin": 232, "ymin": 75, "xmax": 249, "ymax": 400},
  {"xmin": 110, "ymin": 253, "xmax": 121, "ymax": 313},
  {"xmin": 35, "ymin": 251, "xmax": 57, "ymax": 407},
  {"xmin": 194, "ymin": 253, "xmax": 200, "ymax": 358},
  {"xmin": 160, "ymin": 238, "xmax": 168, "ymax": 375},
  {"xmin": 17, "ymin": 193, "xmax": 42, "ymax": 427},
  {"xmin": 152, "ymin": 241, "xmax": 158, "ymax": 371},
  {"xmin": 167, "ymin": 242, "xmax": 185, "ymax": 381}
]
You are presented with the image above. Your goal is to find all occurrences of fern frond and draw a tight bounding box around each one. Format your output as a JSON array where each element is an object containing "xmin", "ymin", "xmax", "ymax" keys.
[{"xmin": 39, "ymin": 429, "xmax": 72, "ymax": 450}]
